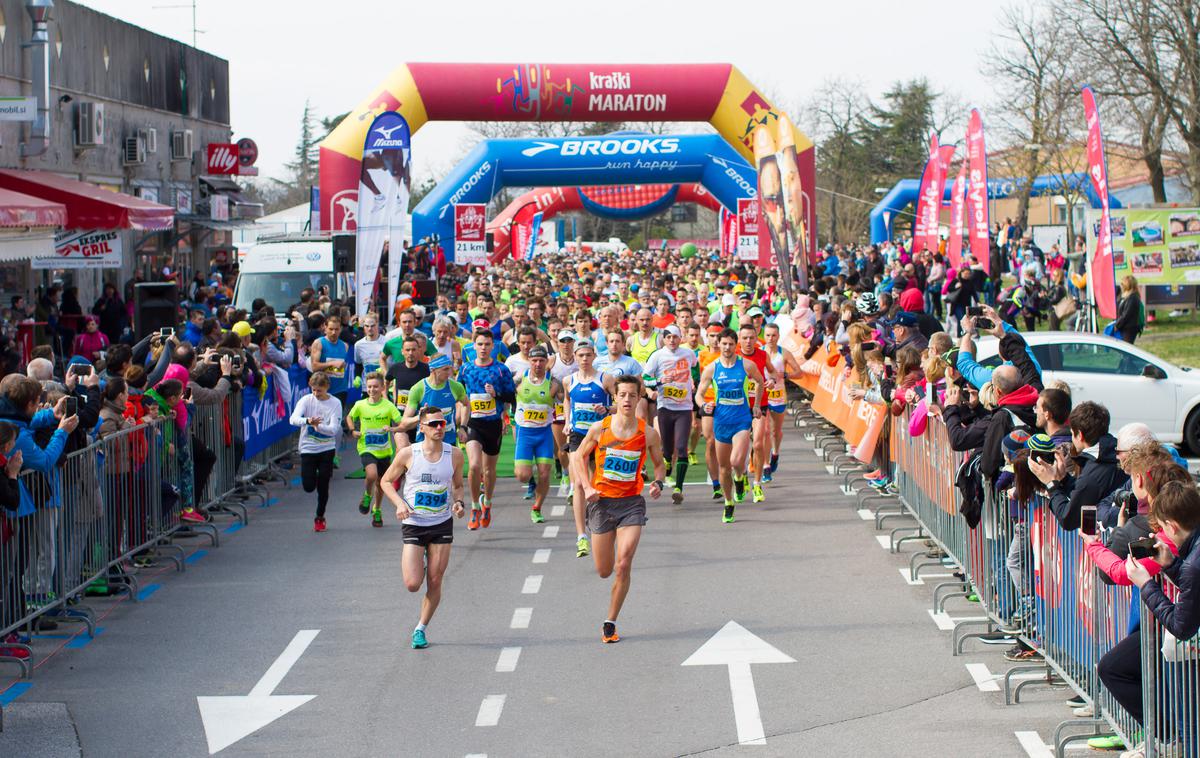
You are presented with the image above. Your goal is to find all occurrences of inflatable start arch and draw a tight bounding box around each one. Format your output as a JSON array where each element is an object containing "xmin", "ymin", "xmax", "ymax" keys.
[{"xmin": 317, "ymin": 62, "xmax": 815, "ymax": 253}]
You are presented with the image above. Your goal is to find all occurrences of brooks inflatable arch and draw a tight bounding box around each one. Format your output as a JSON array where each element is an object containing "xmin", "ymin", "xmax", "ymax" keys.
[
  {"xmin": 411, "ymin": 133, "xmax": 755, "ymax": 260},
  {"xmin": 317, "ymin": 62, "xmax": 815, "ymax": 250},
  {"xmin": 488, "ymin": 183, "xmax": 721, "ymax": 258}
]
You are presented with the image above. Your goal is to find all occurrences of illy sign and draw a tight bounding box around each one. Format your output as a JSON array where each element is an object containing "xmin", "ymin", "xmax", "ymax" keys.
[{"xmin": 207, "ymin": 143, "xmax": 239, "ymax": 175}]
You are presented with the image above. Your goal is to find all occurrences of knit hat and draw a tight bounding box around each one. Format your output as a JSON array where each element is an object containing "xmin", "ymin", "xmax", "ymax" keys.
[
  {"xmin": 1002, "ymin": 430, "xmax": 1032, "ymax": 463},
  {"xmin": 856, "ymin": 292, "xmax": 878, "ymax": 315},
  {"xmin": 1027, "ymin": 433, "xmax": 1056, "ymax": 456}
]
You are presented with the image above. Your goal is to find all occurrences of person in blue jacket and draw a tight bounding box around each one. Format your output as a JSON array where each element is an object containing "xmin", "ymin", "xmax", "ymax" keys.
[{"xmin": 955, "ymin": 306, "xmax": 1043, "ymax": 389}]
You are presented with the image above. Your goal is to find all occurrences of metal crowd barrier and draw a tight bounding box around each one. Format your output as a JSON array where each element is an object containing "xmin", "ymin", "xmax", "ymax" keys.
[
  {"xmin": 0, "ymin": 386, "xmax": 299, "ymax": 681},
  {"xmin": 798, "ymin": 394, "xmax": 1185, "ymax": 758}
]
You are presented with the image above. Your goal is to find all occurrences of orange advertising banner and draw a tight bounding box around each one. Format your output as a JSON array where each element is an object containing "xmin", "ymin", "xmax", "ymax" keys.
[{"xmin": 783, "ymin": 336, "xmax": 886, "ymax": 463}]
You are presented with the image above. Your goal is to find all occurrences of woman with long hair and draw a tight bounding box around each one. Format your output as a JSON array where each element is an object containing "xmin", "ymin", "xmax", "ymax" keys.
[{"xmin": 1112, "ymin": 275, "xmax": 1143, "ymax": 344}]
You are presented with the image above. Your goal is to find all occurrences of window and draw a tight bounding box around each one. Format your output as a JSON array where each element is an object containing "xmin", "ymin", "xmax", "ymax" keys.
[
  {"xmin": 102, "ymin": 45, "xmax": 109, "ymax": 71},
  {"xmin": 1058, "ymin": 342, "xmax": 1150, "ymax": 376}
]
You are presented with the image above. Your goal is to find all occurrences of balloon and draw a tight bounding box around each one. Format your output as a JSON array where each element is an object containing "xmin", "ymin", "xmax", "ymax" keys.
[{"xmin": 680, "ymin": 242, "xmax": 698, "ymax": 258}]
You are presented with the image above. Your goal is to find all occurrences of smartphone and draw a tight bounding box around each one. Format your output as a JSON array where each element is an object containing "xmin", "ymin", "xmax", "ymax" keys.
[
  {"xmin": 183, "ymin": 387, "xmax": 192, "ymax": 402},
  {"xmin": 206, "ymin": 353, "xmax": 220, "ymax": 363},
  {"xmin": 69, "ymin": 364, "xmax": 91, "ymax": 376},
  {"xmin": 1080, "ymin": 505, "xmax": 1098, "ymax": 536},
  {"xmin": 159, "ymin": 327, "xmax": 174, "ymax": 338},
  {"xmin": 1128, "ymin": 536, "xmax": 1157, "ymax": 560},
  {"xmin": 64, "ymin": 396, "xmax": 78, "ymax": 417},
  {"xmin": 1031, "ymin": 449, "xmax": 1057, "ymax": 465},
  {"xmin": 967, "ymin": 306, "xmax": 985, "ymax": 318},
  {"xmin": 975, "ymin": 317, "xmax": 995, "ymax": 330},
  {"xmin": 231, "ymin": 357, "xmax": 243, "ymax": 372}
]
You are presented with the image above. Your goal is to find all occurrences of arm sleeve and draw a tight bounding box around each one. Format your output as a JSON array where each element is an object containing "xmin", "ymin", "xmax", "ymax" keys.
[
  {"xmin": 146, "ymin": 346, "xmax": 172, "ymax": 387},
  {"xmin": 16, "ymin": 430, "xmax": 67, "ymax": 473},
  {"xmin": 315, "ymin": 403, "xmax": 342, "ymax": 437},
  {"xmin": 956, "ymin": 351, "xmax": 993, "ymax": 390},
  {"xmin": 497, "ymin": 367, "xmax": 517, "ymax": 407},
  {"xmin": 451, "ymin": 381, "xmax": 467, "ymax": 402},
  {"xmin": 1140, "ymin": 572, "xmax": 1200, "ymax": 640},
  {"xmin": 1083, "ymin": 539, "xmax": 1163, "ymax": 585},
  {"xmin": 998, "ymin": 331, "xmax": 1043, "ymax": 391},
  {"xmin": 980, "ymin": 415, "xmax": 1009, "ymax": 480},
  {"xmin": 29, "ymin": 408, "xmax": 57, "ymax": 429},
  {"xmin": 76, "ymin": 386, "xmax": 102, "ymax": 428},
  {"xmin": 289, "ymin": 396, "xmax": 309, "ymax": 428},
  {"xmin": 407, "ymin": 381, "xmax": 426, "ymax": 408}
]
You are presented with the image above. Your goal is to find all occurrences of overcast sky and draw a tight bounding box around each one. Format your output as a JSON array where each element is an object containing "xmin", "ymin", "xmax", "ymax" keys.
[{"xmin": 79, "ymin": 0, "xmax": 1010, "ymax": 185}]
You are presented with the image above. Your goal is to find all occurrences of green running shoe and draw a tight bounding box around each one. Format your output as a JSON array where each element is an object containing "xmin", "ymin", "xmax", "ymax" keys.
[
  {"xmin": 530, "ymin": 508, "xmax": 545, "ymax": 524},
  {"xmin": 672, "ymin": 487, "xmax": 684, "ymax": 504},
  {"xmin": 411, "ymin": 629, "xmax": 428, "ymax": 649},
  {"xmin": 711, "ymin": 486, "xmax": 723, "ymax": 501},
  {"xmin": 687, "ymin": 452, "xmax": 698, "ymax": 466},
  {"xmin": 723, "ymin": 504, "xmax": 736, "ymax": 523},
  {"xmin": 1085, "ymin": 735, "xmax": 1124, "ymax": 750},
  {"xmin": 733, "ymin": 477, "xmax": 746, "ymax": 504},
  {"xmin": 371, "ymin": 508, "xmax": 383, "ymax": 528},
  {"xmin": 359, "ymin": 492, "xmax": 371, "ymax": 515},
  {"xmin": 576, "ymin": 535, "xmax": 590, "ymax": 558}
]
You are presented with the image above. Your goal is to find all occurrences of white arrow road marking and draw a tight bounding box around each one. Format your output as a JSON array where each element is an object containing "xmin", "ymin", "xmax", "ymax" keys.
[
  {"xmin": 682, "ymin": 621, "xmax": 795, "ymax": 746},
  {"xmin": 196, "ymin": 629, "xmax": 319, "ymax": 755}
]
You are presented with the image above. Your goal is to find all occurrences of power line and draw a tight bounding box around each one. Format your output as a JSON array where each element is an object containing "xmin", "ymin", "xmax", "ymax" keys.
[{"xmin": 814, "ymin": 186, "xmax": 917, "ymax": 219}]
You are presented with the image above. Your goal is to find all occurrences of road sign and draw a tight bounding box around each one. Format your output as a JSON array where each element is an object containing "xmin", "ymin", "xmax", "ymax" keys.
[
  {"xmin": 682, "ymin": 620, "xmax": 795, "ymax": 746},
  {"xmin": 196, "ymin": 629, "xmax": 319, "ymax": 755}
]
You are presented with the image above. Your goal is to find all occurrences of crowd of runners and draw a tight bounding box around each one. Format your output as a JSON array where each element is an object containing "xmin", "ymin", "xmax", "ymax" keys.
[{"xmin": 283, "ymin": 249, "xmax": 797, "ymax": 648}]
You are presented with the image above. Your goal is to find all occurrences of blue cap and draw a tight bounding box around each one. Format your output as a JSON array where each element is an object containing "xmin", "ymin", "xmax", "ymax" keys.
[
  {"xmin": 428, "ymin": 354, "xmax": 452, "ymax": 370},
  {"xmin": 892, "ymin": 311, "xmax": 918, "ymax": 327}
]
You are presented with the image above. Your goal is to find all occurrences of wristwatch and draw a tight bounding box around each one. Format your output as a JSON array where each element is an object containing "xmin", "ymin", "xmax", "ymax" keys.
[{"xmin": 652, "ymin": 479, "xmax": 665, "ymax": 490}]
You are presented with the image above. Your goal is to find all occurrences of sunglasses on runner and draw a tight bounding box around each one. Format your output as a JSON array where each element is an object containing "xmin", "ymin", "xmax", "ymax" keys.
[{"xmin": 424, "ymin": 419, "xmax": 447, "ymax": 428}]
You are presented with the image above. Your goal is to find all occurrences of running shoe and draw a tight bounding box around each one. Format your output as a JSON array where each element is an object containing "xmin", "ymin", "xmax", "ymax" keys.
[
  {"xmin": 0, "ymin": 633, "xmax": 29, "ymax": 660},
  {"xmin": 524, "ymin": 480, "xmax": 536, "ymax": 500},
  {"xmin": 313, "ymin": 517, "xmax": 326, "ymax": 533},
  {"xmin": 752, "ymin": 484, "xmax": 765, "ymax": 503},
  {"xmin": 733, "ymin": 476, "xmax": 746, "ymax": 504},
  {"xmin": 723, "ymin": 504, "xmax": 736, "ymax": 523},
  {"xmin": 1003, "ymin": 643, "xmax": 1043, "ymax": 662},
  {"xmin": 977, "ymin": 631, "xmax": 1014, "ymax": 645},
  {"xmin": 468, "ymin": 507, "xmax": 481, "ymax": 531},
  {"xmin": 530, "ymin": 508, "xmax": 544, "ymax": 524},
  {"xmin": 557, "ymin": 478, "xmax": 571, "ymax": 498},
  {"xmin": 411, "ymin": 629, "xmax": 428, "ymax": 649},
  {"xmin": 711, "ymin": 486, "xmax": 723, "ymax": 501},
  {"xmin": 769, "ymin": 454, "xmax": 780, "ymax": 474},
  {"xmin": 688, "ymin": 451, "xmax": 698, "ymax": 466},
  {"xmin": 1086, "ymin": 735, "xmax": 1124, "ymax": 750},
  {"xmin": 672, "ymin": 487, "xmax": 684, "ymax": 504},
  {"xmin": 180, "ymin": 508, "xmax": 206, "ymax": 524},
  {"xmin": 1065, "ymin": 695, "xmax": 1087, "ymax": 709},
  {"xmin": 333, "ymin": 454, "xmax": 341, "ymax": 469},
  {"xmin": 576, "ymin": 535, "xmax": 590, "ymax": 557},
  {"xmin": 601, "ymin": 621, "xmax": 620, "ymax": 644},
  {"xmin": 371, "ymin": 508, "xmax": 383, "ymax": 528},
  {"xmin": 359, "ymin": 492, "xmax": 371, "ymax": 515},
  {"xmin": 762, "ymin": 469, "xmax": 773, "ymax": 483},
  {"xmin": 481, "ymin": 496, "xmax": 492, "ymax": 528}
]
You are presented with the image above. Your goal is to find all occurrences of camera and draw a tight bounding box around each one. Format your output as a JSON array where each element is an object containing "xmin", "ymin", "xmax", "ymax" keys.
[
  {"xmin": 1128, "ymin": 536, "xmax": 1157, "ymax": 560},
  {"xmin": 1117, "ymin": 491, "xmax": 1139, "ymax": 520}
]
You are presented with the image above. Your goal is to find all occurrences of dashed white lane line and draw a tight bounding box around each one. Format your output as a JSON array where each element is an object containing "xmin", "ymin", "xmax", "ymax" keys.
[
  {"xmin": 495, "ymin": 647, "xmax": 522, "ymax": 673},
  {"xmin": 550, "ymin": 504, "xmax": 566, "ymax": 517},
  {"xmin": 465, "ymin": 754, "xmax": 487, "ymax": 758},
  {"xmin": 965, "ymin": 663, "xmax": 1002, "ymax": 692},
  {"xmin": 542, "ymin": 525, "xmax": 559, "ymax": 538},
  {"xmin": 475, "ymin": 695, "xmax": 506, "ymax": 727},
  {"xmin": 926, "ymin": 609, "xmax": 987, "ymax": 631},
  {"xmin": 898, "ymin": 568, "xmax": 955, "ymax": 586},
  {"xmin": 1015, "ymin": 730, "xmax": 1054, "ymax": 758},
  {"xmin": 511, "ymin": 607, "xmax": 533, "ymax": 629},
  {"xmin": 532, "ymin": 549, "xmax": 551, "ymax": 563},
  {"xmin": 966, "ymin": 663, "xmax": 1045, "ymax": 693},
  {"xmin": 522, "ymin": 575, "xmax": 543, "ymax": 594}
]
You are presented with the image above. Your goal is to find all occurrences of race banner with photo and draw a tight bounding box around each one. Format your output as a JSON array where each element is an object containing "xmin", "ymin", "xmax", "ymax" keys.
[
  {"xmin": 35, "ymin": 230, "xmax": 122, "ymax": 269},
  {"xmin": 966, "ymin": 109, "xmax": 991, "ymax": 272},
  {"xmin": 736, "ymin": 198, "xmax": 758, "ymax": 262},
  {"xmin": 946, "ymin": 161, "xmax": 968, "ymax": 270},
  {"xmin": 1082, "ymin": 86, "xmax": 1116, "ymax": 319},
  {"xmin": 354, "ymin": 111, "xmax": 412, "ymax": 322},
  {"xmin": 752, "ymin": 115, "xmax": 807, "ymax": 306},
  {"xmin": 453, "ymin": 203, "xmax": 488, "ymax": 266},
  {"xmin": 1085, "ymin": 207, "xmax": 1200, "ymax": 287},
  {"xmin": 524, "ymin": 211, "xmax": 544, "ymax": 260}
]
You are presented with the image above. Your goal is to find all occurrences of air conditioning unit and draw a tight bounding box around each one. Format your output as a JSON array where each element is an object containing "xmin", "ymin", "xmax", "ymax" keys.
[
  {"xmin": 139, "ymin": 127, "xmax": 157, "ymax": 155},
  {"xmin": 75, "ymin": 102, "xmax": 105, "ymax": 147},
  {"xmin": 123, "ymin": 136, "xmax": 146, "ymax": 166},
  {"xmin": 170, "ymin": 129, "xmax": 193, "ymax": 161}
]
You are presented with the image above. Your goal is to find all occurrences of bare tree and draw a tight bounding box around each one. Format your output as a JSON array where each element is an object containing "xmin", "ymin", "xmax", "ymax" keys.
[
  {"xmin": 982, "ymin": 3, "xmax": 1077, "ymax": 230},
  {"xmin": 808, "ymin": 78, "xmax": 873, "ymax": 243},
  {"xmin": 1060, "ymin": 0, "xmax": 1200, "ymax": 202}
]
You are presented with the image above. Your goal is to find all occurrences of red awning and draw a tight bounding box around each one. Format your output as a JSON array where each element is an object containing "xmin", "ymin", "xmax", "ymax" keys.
[
  {"xmin": 0, "ymin": 169, "xmax": 174, "ymax": 231},
  {"xmin": 0, "ymin": 187, "xmax": 66, "ymax": 228}
]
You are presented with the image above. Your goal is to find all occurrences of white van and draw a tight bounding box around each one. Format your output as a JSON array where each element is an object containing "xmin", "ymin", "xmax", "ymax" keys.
[{"xmin": 233, "ymin": 236, "xmax": 344, "ymax": 314}]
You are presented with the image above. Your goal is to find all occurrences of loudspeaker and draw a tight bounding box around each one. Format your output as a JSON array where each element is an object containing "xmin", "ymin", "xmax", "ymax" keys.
[
  {"xmin": 333, "ymin": 233, "xmax": 355, "ymax": 273},
  {"xmin": 134, "ymin": 282, "xmax": 179, "ymax": 341},
  {"xmin": 485, "ymin": 232, "xmax": 494, "ymax": 253}
]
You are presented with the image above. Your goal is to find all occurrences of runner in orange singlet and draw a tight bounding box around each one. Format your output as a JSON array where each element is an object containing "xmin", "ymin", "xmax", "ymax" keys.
[{"xmin": 572, "ymin": 374, "xmax": 665, "ymax": 644}]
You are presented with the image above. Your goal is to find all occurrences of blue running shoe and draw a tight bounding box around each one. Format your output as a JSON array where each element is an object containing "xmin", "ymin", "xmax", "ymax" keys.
[{"xmin": 412, "ymin": 629, "xmax": 428, "ymax": 649}]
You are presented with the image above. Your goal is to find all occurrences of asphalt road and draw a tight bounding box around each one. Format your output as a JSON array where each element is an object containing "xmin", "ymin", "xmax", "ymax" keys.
[{"xmin": 1, "ymin": 425, "xmax": 1089, "ymax": 757}]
